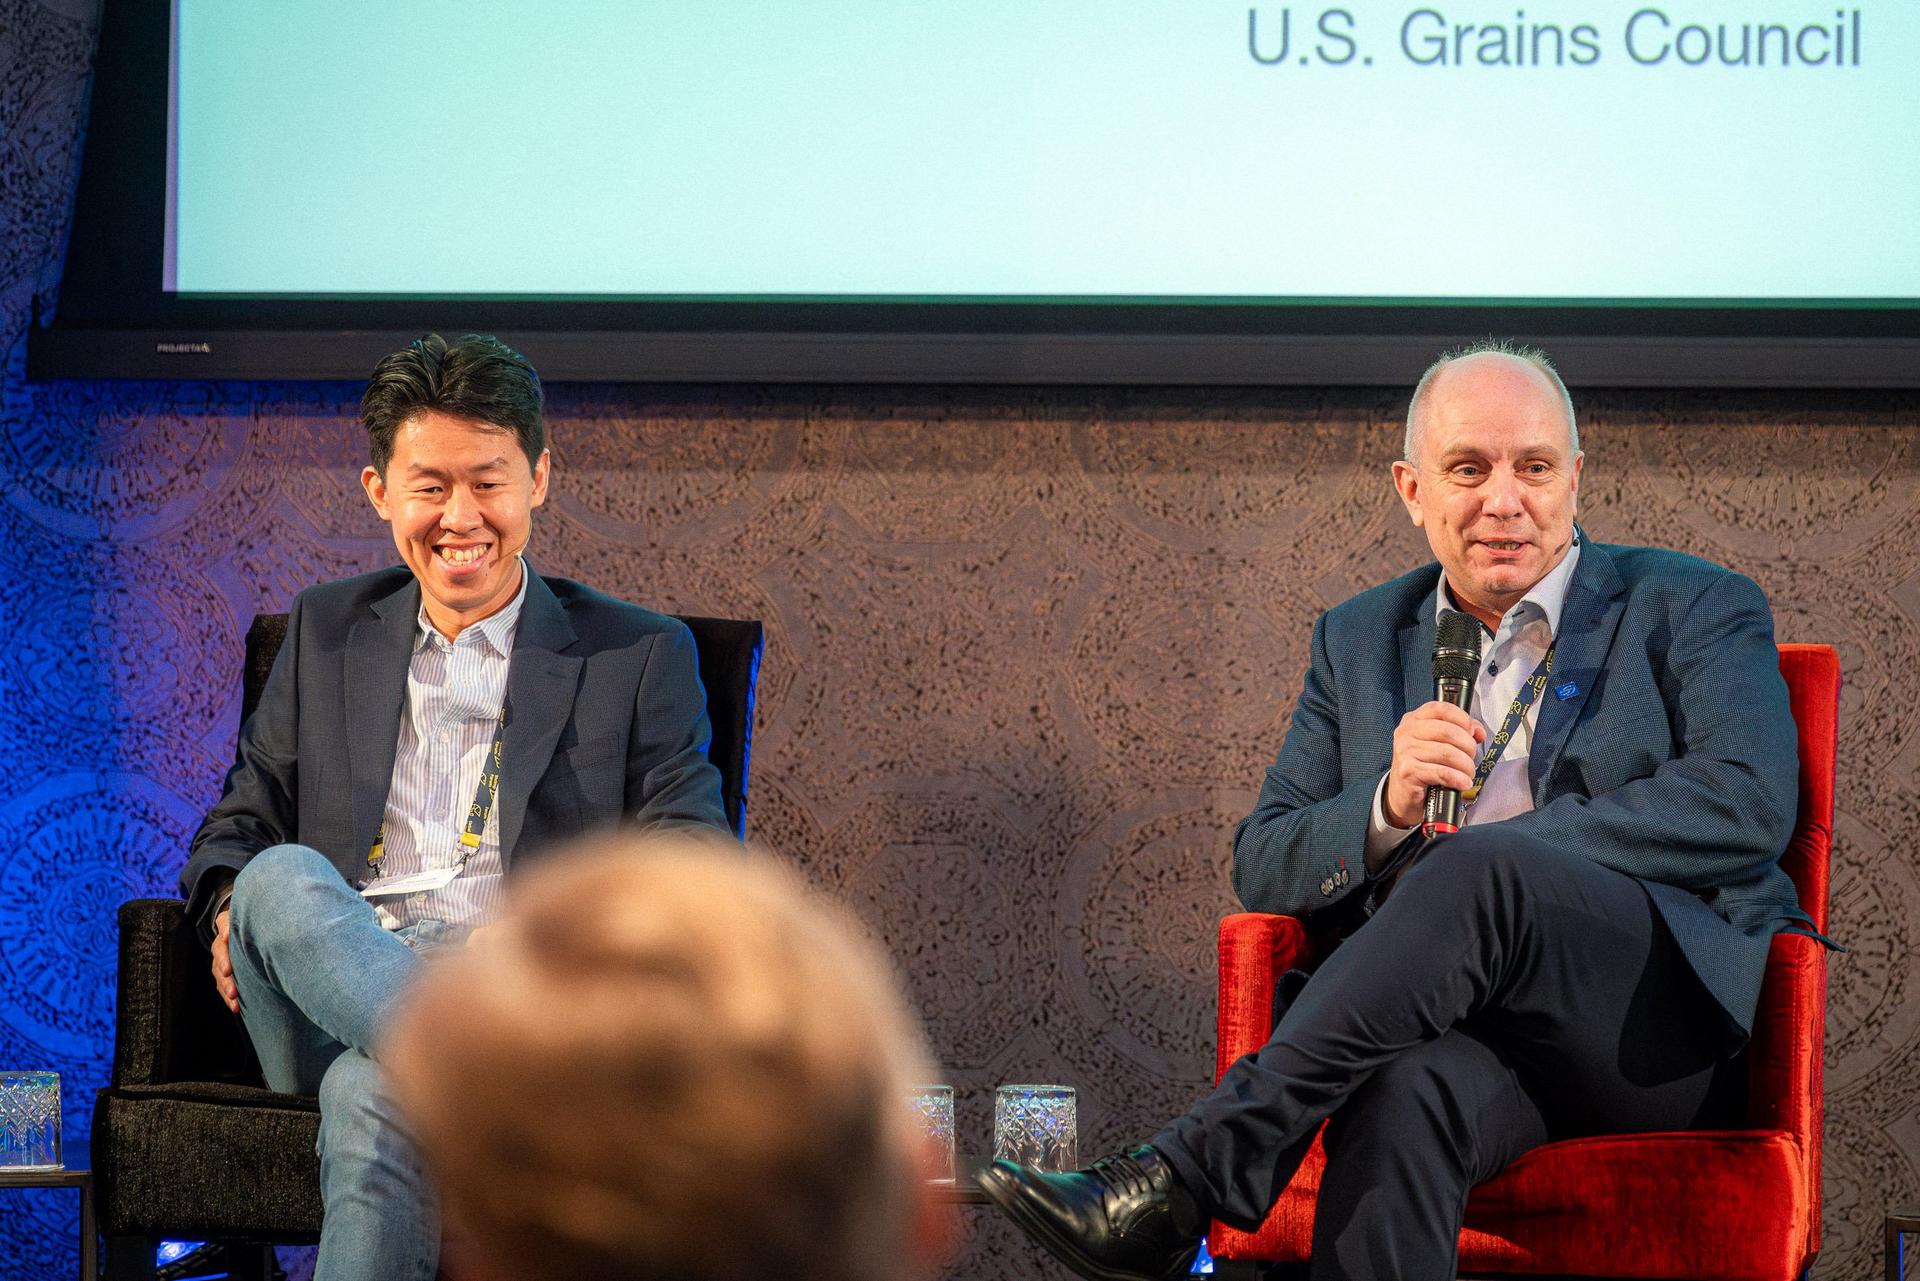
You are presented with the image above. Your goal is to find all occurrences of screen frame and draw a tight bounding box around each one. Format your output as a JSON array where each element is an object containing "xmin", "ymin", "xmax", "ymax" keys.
[{"xmin": 29, "ymin": 0, "xmax": 1920, "ymax": 387}]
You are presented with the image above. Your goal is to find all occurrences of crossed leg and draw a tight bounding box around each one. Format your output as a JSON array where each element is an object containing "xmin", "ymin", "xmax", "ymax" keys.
[
  {"xmin": 227, "ymin": 844, "xmax": 439, "ymax": 1281},
  {"xmin": 1151, "ymin": 827, "xmax": 1739, "ymax": 1281}
]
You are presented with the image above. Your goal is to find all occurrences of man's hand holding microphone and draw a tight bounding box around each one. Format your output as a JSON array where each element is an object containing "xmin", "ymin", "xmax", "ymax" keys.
[{"xmin": 1386, "ymin": 609, "xmax": 1487, "ymax": 835}]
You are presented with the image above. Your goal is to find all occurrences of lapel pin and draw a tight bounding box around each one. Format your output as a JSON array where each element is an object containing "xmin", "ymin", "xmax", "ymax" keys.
[{"xmin": 1554, "ymin": 681, "xmax": 1579, "ymax": 701}]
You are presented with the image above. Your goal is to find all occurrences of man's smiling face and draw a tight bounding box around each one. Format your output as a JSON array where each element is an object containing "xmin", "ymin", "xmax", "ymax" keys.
[
  {"xmin": 361, "ymin": 409, "xmax": 550, "ymax": 638},
  {"xmin": 1391, "ymin": 353, "xmax": 1583, "ymax": 630}
]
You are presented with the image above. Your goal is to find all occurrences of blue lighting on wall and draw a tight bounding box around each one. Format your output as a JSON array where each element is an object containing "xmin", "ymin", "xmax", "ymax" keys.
[{"xmin": 0, "ymin": 317, "xmax": 363, "ymax": 1276}]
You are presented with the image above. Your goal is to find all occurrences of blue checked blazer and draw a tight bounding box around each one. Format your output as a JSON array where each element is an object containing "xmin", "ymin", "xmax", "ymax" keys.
[
  {"xmin": 1231, "ymin": 534, "xmax": 1805, "ymax": 1037},
  {"xmin": 180, "ymin": 564, "xmax": 729, "ymax": 932}
]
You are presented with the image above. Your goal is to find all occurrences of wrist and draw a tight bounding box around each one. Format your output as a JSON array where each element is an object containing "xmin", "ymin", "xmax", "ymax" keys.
[{"xmin": 1382, "ymin": 792, "xmax": 1418, "ymax": 830}]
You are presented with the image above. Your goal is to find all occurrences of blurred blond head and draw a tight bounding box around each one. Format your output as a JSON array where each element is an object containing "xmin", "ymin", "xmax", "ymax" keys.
[{"xmin": 384, "ymin": 832, "xmax": 943, "ymax": 1281}]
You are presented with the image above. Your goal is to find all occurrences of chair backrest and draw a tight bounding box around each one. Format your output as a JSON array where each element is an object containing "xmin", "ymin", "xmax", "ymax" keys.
[
  {"xmin": 243, "ymin": 610, "xmax": 763, "ymax": 838},
  {"xmin": 1774, "ymin": 644, "xmax": 1839, "ymax": 931},
  {"xmin": 673, "ymin": 615, "xmax": 764, "ymax": 839}
]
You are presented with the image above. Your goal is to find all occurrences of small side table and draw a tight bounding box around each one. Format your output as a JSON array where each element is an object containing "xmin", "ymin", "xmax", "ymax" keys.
[
  {"xmin": 931, "ymin": 1154, "xmax": 991, "ymax": 1205},
  {"xmin": 1890, "ymin": 1209, "xmax": 1920, "ymax": 1281},
  {"xmin": 0, "ymin": 1167, "xmax": 95, "ymax": 1280}
]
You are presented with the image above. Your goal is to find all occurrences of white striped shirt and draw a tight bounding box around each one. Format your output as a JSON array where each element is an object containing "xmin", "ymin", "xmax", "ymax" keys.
[
  {"xmin": 1436, "ymin": 539, "xmax": 1581, "ymax": 827},
  {"xmin": 1365, "ymin": 540, "xmax": 1582, "ymax": 863},
  {"xmin": 370, "ymin": 561, "xmax": 529, "ymax": 931}
]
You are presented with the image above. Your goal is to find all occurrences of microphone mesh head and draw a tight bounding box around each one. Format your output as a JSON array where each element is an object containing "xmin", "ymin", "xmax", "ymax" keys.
[{"xmin": 1432, "ymin": 610, "xmax": 1483, "ymax": 683}]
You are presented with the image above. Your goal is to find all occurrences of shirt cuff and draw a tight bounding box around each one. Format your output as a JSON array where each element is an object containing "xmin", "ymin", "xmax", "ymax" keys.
[
  {"xmin": 1365, "ymin": 773, "xmax": 1417, "ymax": 873},
  {"xmin": 196, "ymin": 873, "xmax": 237, "ymax": 947}
]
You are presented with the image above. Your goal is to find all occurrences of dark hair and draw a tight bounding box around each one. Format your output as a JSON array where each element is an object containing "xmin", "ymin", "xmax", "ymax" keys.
[{"xmin": 361, "ymin": 333, "xmax": 545, "ymax": 476}]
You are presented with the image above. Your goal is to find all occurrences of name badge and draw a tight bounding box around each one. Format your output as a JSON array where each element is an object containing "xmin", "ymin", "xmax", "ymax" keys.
[{"xmin": 360, "ymin": 866, "xmax": 461, "ymax": 899}]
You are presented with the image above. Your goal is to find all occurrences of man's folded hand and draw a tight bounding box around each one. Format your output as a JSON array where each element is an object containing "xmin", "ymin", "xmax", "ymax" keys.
[{"xmin": 211, "ymin": 907, "xmax": 240, "ymax": 1014}]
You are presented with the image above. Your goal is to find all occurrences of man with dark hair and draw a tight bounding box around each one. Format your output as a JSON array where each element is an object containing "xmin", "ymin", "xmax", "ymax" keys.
[
  {"xmin": 359, "ymin": 332, "xmax": 547, "ymax": 479},
  {"xmin": 980, "ymin": 343, "xmax": 1822, "ymax": 1281},
  {"xmin": 180, "ymin": 333, "xmax": 729, "ymax": 1281}
]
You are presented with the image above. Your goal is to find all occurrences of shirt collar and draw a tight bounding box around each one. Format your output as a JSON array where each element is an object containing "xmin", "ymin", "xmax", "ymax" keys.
[
  {"xmin": 416, "ymin": 558, "xmax": 530, "ymax": 658},
  {"xmin": 1434, "ymin": 533, "xmax": 1582, "ymax": 642}
]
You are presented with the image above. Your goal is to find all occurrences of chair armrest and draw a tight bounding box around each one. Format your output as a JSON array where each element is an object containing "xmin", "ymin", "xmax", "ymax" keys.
[
  {"xmin": 1216, "ymin": 913, "xmax": 1328, "ymax": 1083},
  {"xmin": 112, "ymin": 899, "xmax": 185, "ymax": 1087},
  {"xmin": 112, "ymin": 898, "xmax": 264, "ymax": 1089},
  {"xmin": 1744, "ymin": 929, "xmax": 1827, "ymax": 1263},
  {"xmin": 1745, "ymin": 928, "xmax": 1826, "ymax": 1182}
]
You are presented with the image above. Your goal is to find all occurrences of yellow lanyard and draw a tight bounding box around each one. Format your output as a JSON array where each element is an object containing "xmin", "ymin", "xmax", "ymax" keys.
[
  {"xmin": 1460, "ymin": 644, "xmax": 1554, "ymax": 804},
  {"xmin": 367, "ymin": 706, "xmax": 507, "ymax": 876}
]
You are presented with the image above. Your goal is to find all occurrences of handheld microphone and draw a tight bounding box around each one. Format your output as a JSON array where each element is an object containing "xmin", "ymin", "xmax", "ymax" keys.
[{"xmin": 1423, "ymin": 610, "xmax": 1484, "ymax": 839}]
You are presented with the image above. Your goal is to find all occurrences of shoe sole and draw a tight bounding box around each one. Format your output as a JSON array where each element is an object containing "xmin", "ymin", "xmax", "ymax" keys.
[{"xmin": 973, "ymin": 1164, "xmax": 1183, "ymax": 1281}]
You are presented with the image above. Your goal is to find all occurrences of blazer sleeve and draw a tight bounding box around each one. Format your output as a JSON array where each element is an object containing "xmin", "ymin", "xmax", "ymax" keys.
[
  {"xmin": 1230, "ymin": 611, "xmax": 1381, "ymax": 919},
  {"xmin": 180, "ymin": 592, "xmax": 306, "ymax": 937},
  {"xmin": 1497, "ymin": 570, "xmax": 1799, "ymax": 890},
  {"xmin": 624, "ymin": 620, "xmax": 730, "ymax": 835}
]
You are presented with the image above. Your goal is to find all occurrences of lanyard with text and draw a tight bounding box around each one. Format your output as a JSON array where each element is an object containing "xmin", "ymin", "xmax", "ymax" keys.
[
  {"xmin": 1459, "ymin": 642, "xmax": 1555, "ymax": 808},
  {"xmin": 366, "ymin": 706, "xmax": 507, "ymax": 879}
]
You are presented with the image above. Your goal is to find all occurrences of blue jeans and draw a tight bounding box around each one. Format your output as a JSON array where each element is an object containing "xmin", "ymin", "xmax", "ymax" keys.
[{"xmin": 228, "ymin": 844, "xmax": 457, "ymax": 1281}]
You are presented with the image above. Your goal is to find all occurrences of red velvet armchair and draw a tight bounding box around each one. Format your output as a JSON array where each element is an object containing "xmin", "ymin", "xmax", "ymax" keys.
[{"xmin": 1211, "ymin": 644, "xmax": 1837, "ymax": 1281}]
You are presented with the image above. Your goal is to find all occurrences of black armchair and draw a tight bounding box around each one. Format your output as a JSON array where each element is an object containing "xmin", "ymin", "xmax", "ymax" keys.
[{"xmin": 91, "ymin": 612, "xmax": 763, "ymax": 1279}]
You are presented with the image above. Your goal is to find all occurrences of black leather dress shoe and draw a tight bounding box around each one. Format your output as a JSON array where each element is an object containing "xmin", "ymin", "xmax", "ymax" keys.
[{"xmin": 976, "ymin": 1145, "xmax": 1200, "ymax": 1281}]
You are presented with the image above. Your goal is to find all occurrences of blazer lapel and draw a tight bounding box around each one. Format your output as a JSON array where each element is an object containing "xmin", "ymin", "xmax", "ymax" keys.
[
  {"xmin": 500, "ymin": 568, "xmax": 581, "ymax": 862},
  {"xmin": 346, "ymin": 577, "xmax": 421, "ymax": 863},
  {"xmin": 1399, "ymin": 574, "xmax": 1441, "ymax": 735},
  {"xmin": 1529, "ymin": 534, "xmax": 1628, "ymax": 801}
]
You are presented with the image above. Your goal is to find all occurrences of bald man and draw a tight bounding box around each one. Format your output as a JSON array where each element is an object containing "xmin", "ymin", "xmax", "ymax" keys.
[{"xmin": 980, "ymin": 342, "xmax": 1820, "ymax": 1281}]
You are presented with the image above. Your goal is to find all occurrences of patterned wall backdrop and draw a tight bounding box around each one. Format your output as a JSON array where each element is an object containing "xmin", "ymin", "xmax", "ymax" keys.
[{"xmin": 5, "ymin": 3, "xmax": 1919, "ymax": 1277}]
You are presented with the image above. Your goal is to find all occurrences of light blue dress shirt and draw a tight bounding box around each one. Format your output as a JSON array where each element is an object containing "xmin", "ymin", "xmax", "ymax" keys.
[{"xmin": 370, "ymin": 560, "xmax": 530, "ymax": 931}]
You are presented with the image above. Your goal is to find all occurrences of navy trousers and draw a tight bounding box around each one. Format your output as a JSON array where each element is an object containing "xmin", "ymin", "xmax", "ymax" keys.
[{"xmin": 1151, "ymin": 827, "xmax": 1743, "ymax": 1281}]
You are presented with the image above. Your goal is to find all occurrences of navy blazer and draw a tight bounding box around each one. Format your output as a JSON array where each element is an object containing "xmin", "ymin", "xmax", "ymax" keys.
[
  {"xmin": 181, "ymin": 564, "xmax": 729, "ymax": 929},
  {"xmin": 1232, "ymin": 535, "xmax": 1803, "ymax": 1037}
]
